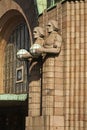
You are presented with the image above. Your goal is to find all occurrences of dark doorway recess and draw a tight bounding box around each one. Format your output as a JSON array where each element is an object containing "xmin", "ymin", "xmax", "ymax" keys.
[{"xmin": 0, "ymin": 106, "xmax": 26, "ymax": 130}]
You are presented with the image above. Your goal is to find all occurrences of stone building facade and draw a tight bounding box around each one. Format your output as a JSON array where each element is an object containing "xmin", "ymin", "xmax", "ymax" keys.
[{"xmin": 0, "ymin": 0, "xmax": 87, "ymax": 130}]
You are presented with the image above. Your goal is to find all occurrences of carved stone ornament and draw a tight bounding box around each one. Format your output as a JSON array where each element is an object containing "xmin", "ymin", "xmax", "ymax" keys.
[
  {"xmin": 17, "ymin": 26, "xmax": 45, "ymax": 60},
  {"xmin": 35, "ymin": 20, "xmax": 62, "ymax": 55},
  {"xmin": 29, "ymin": 27, "xmax": 45, "ymax": 57},
  {"xmin": 17, "ymin": 21, "xmax": 62, "ymax": 60}
]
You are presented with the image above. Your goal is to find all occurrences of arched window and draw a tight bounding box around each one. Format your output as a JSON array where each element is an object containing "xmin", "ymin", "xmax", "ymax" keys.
[{"xmin": 4, "ymin": 23, "xmax": 30, "ymax": 94}]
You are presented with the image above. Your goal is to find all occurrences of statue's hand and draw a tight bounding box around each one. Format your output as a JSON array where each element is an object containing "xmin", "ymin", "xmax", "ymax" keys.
[{"xmin": 35, "ymin": 48, "xmax": 43, "ymax": 53}]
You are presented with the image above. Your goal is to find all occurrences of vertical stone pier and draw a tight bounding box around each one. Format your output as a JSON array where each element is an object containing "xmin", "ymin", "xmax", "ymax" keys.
[
  {"xmin": 42, "ymin": 52, "xmax": 64, "ymax": 130},
  {"xmin": 28, "ymin": 58, "xmax": 42, "ymax": 116}
]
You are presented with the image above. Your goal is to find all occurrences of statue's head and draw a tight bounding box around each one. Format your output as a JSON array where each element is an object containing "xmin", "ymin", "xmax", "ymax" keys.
[
  {"xmin": 33, "ymin": 27, "xmax": 44, "ymax": 39},
  {"xmin": 46, "ymin": 20, "xmax": 59, "ymax": 33}
]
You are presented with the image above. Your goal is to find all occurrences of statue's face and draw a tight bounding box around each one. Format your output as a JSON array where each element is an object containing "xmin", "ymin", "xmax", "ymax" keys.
[
  {"xmin": 46, "ymin": 22, "xmax": 54, "ymax": 33},
  {"xmin": 33, "ymin": 28, "xmax": 40, "ymax": 39}
]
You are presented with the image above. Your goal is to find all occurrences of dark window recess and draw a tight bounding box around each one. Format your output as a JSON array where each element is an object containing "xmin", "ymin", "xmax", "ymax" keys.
[
  {"xmin": 4, "ymin": 23, "xmax": 30, "ymax": 94},
  {"xmin": 47, "ymin": 0, "xmax": 61, "ymax": 8}
]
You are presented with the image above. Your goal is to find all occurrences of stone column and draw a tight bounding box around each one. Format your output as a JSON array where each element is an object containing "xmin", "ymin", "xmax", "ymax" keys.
[
  {"xmin": 28, "ymin": 58, "xmax": 42, "ymax": 116},
  {"xmin": 42, "ymin": 52, "xmax": 64, "ymax": 130},
  {"xmin": 42, "ymin": 55, "xmax": 55, "ymax": 115}
]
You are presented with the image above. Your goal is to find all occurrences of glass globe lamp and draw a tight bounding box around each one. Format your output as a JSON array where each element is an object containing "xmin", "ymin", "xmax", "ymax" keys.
[
  {"xmin": 17, "ymin": 49, "xmax": 30, "ymax": 59},
  {"xmin": 30, "ymin": 43, "xmax": 42, "ymax": 57}
]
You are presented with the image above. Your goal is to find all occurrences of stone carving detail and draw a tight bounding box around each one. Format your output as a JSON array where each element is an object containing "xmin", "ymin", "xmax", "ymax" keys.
[
  {"xmin": 17, "ymin": 26, "xmax": 44, "ymax": 59},
  {"xmin": 29, "ymin": 27, "xmax": 45, "ymax": 57},
  {"xmin": 36, "ymin": 20, "xmax": 62, "ymax": 54},
  {"xmin": 17, "ymin": 20, "xmax": 62, "ymax": 60}
]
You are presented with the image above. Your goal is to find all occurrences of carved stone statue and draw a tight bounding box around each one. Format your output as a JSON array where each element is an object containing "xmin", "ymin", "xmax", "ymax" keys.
[
  {"xmin": 29, "ymin": 27, "xmax": 45, "ymax": 56},
  {"xmin": 33, "ymin": 27, "xmax": 44, "ymax": 46},
  {"xmin": 36, "ymin": 20, "xmax": 62, "ymax": 54},
  {"xmin": 17, "ymin": 26, "xmax": 45, "ymax": 59}
]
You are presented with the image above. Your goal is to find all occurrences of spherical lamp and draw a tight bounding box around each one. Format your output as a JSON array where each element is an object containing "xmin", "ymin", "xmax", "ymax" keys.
[
  {"xmin": 17, "ymin": 49, "xmax": 30, "ymax": 59},
  {"xmin": 30, "ymin": 43, "xmax": 42, "ymax": 57}
]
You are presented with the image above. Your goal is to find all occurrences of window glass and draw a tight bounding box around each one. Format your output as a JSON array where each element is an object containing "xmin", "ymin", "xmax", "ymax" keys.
[
  {"xmin": 35, "ymin": 0, "xmax": 47, "ymax": 15},
  {"xmin": 4, "ymin": 23, "xmax": 29, "ymax": 94},
  {"xmin": 47, "ymin": 0, "xmax": 54, "ymax": 8},
  {"xmin": 47, "ymin": 0, "xmax": 61, "ymax": 8},
  {"xmin": 35, "ymin": 0, "xmax": 62, "ymax": 15}
]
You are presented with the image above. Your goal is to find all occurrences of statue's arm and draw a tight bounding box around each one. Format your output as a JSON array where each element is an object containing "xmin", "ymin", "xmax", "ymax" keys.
[
  {"xmin": 17, "ymin": 52, "xmax": 33, "ymax": 60},
  {"xmin": 42, "ymin": 47, "xmax": 60, "ymax": 54},
  {"xmin": 35, "ymin": 34, "xmax": 62, "ymax": 54},
  {"xmin": 42, "ymin": 34, "xmax": 62, "ymax": 54}
]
